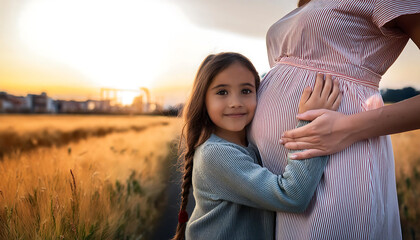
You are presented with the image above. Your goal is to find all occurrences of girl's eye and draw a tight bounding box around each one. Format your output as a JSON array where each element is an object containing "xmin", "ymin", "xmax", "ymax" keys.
[
  {"xmin": 242, "ymin": 89, "xmax": 252, "ymax": 94},
  {"xmin": 216, "ymin": 90, "xmax": 228, "ymax": 95}
]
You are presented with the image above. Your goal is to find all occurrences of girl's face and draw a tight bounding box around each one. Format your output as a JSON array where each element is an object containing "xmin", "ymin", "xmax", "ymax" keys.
[{"xmin": 205, "ymin": 62, "xmax": 257, "ymax": 140}]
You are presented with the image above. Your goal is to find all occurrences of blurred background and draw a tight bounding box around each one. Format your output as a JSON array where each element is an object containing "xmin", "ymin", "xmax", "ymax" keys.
[
  {"xmin": 1, "ymin": 0, "xmax": 419, "ymax": 108},
  {"xmin": 0, "ymin": 0, "xmax": 419, "ymax": 239}
]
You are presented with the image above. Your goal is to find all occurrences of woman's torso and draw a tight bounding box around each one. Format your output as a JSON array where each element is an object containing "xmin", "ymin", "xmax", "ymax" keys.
[
  {"xmin": 250, "ymin": 0, "xmax": 418, "ymax": 239},
  {"xmin": 266, "ymin": 0, "xmax": 410, "ymax": 77}
]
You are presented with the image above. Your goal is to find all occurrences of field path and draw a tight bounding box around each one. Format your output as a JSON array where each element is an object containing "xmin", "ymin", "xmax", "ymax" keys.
[{"xmin": 151, "ymin": 159, "xmax": 195, "ymax": 240}]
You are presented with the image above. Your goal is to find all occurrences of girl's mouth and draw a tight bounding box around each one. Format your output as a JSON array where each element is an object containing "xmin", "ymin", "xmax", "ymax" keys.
[{"xmin": 224, "ymin": 113, "xmax": 246, "ymax": 118}]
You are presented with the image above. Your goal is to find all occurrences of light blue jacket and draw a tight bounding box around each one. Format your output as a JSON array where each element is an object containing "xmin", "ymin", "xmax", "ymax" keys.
[{"xmin": 185, "ymin": 121, "xmax": 328, "ymax": 240}]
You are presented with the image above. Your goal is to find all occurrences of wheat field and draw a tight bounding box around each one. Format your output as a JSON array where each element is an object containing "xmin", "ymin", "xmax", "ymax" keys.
[
  {"xmin": 0, "ymin": 115, "xmax": 418, "ymax": 239},
  {"xmin": 391, "ymin": 130, "xmax": 420, "ymax": 240},
  {"xmin": 0, "ymin": 115, "xmax": 182, "ymax": 240}
]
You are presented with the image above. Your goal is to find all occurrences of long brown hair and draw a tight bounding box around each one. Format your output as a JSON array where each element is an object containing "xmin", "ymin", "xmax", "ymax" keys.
[
  {"xmin": 298, "ymin": 0, "xmax": 311, "ymax": 7},
  {"xmin": 172, "ymin": 52, "xmax": 260, "ymax": 240}
]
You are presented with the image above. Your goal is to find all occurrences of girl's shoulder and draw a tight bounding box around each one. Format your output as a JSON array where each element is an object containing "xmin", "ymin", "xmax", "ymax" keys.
[
  {"xmin": 199, "ymin": 134, "xmax": 250, "ymax": 153},
  {"xmin": 195, "ymin": 134, "xmax": 254, "ymax": 165}
]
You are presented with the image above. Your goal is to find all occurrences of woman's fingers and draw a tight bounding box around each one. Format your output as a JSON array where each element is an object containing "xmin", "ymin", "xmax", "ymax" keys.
[
  {"xmin": 288, "ymin": 149, "xmax": 327, "ymax": 160},
  {"xmin": 296, "ymin": 109, "xmax": 329, "ymax": 121},
  {"xmin": 281, "ymin": 137, "xmax": 318, "ymax": 149},
  {"xmin": 282, "ymin": 124, "xmax": 312, "ymax": 139}
]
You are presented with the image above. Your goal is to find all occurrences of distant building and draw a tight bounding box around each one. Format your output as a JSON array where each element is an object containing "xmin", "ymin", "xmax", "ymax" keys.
[
  {"xmin": 0, "ymin": 92, "xmax": 12, "ymax": 112},
  {"xmin": 54, "ymin": 99, "xmax": 112, "ymax": 113},
  {"xmin": 132, "ymin": 95, "xmax": 143, "ymax": 114},
  {"xmin": 0, "ymin": 92, "xmax": 31, "ymax": 113},
  {"xmin": 86, "ymin": 99, "xmax": 111, "ymax": 113},
  {"xmin": 27, "ymin": 92, "xmax": 56, "ymax": 113},
  {"xmin": 56, "ymin": 100, "xmax": 87, "ymax": 113}
]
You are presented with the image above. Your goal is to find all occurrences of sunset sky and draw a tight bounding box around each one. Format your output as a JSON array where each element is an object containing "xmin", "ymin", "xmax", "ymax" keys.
[{"xmin": 1, "ymin": 0, "xmax": 419, "ymax": 106}]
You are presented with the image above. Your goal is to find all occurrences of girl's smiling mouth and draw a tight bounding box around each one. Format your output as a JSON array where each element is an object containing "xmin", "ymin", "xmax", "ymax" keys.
[{"xmin": 224, "ymin": 113, "xmax": 247, "ymax": 118}]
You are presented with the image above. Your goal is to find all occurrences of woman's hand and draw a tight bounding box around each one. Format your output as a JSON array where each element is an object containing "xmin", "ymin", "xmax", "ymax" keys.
[
  {"xmin": 298, "ymin": 73, "xmax": 342, "ymax": 114},
  {"xmin": 281, "ymin": 109, "xmax": 356, "ymax": 159},
  {"xmin": 283, "ymin": 94, "xmax": 420, "ymax": 159}
]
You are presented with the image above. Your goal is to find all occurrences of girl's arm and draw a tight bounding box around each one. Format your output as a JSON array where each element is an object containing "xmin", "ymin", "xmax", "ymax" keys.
[
  {"xmin": 197, "ymin": 142, "xmax": 326, "ymax": 213},
  {"xmin": 280, "ymin": 13, "xmax": 420, "ymax": 160},
  {"xmin": 196, "ymin": 74, "xmax": 340, "ymax": 212}
]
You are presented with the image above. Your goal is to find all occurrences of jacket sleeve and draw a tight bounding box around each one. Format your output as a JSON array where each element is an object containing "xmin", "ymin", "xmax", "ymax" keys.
[{"xmin": 196, "ymin": 121, "xmax": 327, "ymax": 213}]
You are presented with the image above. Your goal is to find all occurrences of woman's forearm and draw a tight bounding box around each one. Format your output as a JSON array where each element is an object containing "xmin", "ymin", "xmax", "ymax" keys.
[
  {"xmin": 347, "ymin": 94, "xmax": 420, "ymax": 142},
  {"xmin": 345, "ymin": 13, "xmax": 420, "ymax": 142}
]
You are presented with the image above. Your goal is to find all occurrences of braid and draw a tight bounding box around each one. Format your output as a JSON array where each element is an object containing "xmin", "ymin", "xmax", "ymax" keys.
[
  {"xmin": 181, "ymin": 153, "xmax": 194, "ymax": 211},
  {"xmin": 172, "ymin": 153, "xmax": 193, "ymax": 240},
  {"xmin": 298, "ymin": 0, "xmax": 311, "ymax": 7},
  {"xmin": 172, "ymin": 123, "xmax": 204, "ymax": 240}
]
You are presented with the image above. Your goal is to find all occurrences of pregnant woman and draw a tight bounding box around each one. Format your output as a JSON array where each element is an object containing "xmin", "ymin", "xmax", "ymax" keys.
[{"xmin": 249, "ymin": 0, "xmax": 420, "ymax": 239}]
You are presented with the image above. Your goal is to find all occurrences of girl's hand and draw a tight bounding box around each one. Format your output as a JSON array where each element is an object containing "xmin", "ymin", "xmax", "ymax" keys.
[{"xmin": 298, "ymin": 73, "xmax": 342, "ymax": 114}]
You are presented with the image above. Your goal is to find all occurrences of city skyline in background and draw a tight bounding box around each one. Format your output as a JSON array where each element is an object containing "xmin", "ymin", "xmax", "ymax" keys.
[
  {"xmin": 1, "ymin": 0, "xmax": 419, "ymax": 107},
  {"xmin": 0, "ymin": 88, "xmax": 164, "ymax": 114}
]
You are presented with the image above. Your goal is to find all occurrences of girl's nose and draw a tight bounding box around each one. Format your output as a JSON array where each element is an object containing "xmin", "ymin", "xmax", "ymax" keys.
[{"xmin": 228, "ymin": 95, "xmax": 243, "ymax": 108}]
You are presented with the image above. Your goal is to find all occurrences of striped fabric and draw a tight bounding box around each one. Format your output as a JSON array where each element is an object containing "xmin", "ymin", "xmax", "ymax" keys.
[{"xmin": 249, "ymin": 0, "xmax": 420, "ymax": 239}]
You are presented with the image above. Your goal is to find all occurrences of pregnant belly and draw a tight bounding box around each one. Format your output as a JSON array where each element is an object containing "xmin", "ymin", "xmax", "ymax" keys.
[{"xmin": 249, "ymin": 62, "xmax": 383, "ymax": 173}]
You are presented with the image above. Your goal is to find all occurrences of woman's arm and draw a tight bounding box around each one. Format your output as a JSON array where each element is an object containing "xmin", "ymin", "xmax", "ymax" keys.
[
  {"xmin": 394, "ymin": 13, "xmax": 420, "ymax": 48},
  {"xmin": 281, "ymin": 13, "xmax": 420, "ymax": 160}
]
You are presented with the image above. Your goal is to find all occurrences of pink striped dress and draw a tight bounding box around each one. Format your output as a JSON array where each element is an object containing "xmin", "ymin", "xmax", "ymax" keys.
[{"xmin": 249, "ymin": 0, "xmax": 420, "ymax": 239}]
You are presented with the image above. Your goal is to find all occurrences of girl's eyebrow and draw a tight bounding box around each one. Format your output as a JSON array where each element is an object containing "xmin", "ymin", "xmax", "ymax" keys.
[
  {"xmin": 211, "ymin": 84, "xmax": 229, "ymax": 90},
  {"xmin": 241, "ymin": 83, "xmax": 255, "ymax": 88},
  {"xmin": 211, "ymin": 83, "xmax": 255, "ymax": 90}
]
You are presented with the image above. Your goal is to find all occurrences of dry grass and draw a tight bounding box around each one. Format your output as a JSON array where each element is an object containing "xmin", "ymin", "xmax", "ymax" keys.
[
  {"xmin": 0, "ymin": 115, "xmax": 170, "ymax": 158},
  {"xmin": 391, "ymin": 130, "xmax": 420, "ymax": 240},
  {"xmin": 0, "ymin": 115, "xmax": 169, "ymax": 132},
  {"xmin": 0, "ymin": 115, "xmax": 418, "ymax": 239},
  {"xmin": 0, "ymin": 115, "xmax": 182, "ymax": 239}
]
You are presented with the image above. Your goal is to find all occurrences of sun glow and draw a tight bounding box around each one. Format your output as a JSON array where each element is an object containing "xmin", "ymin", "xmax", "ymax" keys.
[
  {"xmin": 120, "ymin": 91, "xmax": 141, "ymax": 106},
  {"xmin": 17, "ymin": 0, "xmax": 190, "ymax": 91}
]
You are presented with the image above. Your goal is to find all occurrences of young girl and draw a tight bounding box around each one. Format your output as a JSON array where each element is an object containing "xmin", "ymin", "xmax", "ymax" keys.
[{"xmin": 173, "ymin": 52, "xmax": 341, "ymax": 240}]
